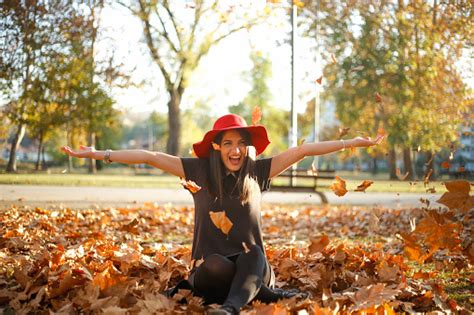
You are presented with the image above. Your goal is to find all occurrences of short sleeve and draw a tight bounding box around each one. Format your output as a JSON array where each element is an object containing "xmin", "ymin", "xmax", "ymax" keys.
[
  {"xmin": 255, "ymin": 158, "xmax": 272, "ymax": 192},
  {"xmin": 180, "ymin": 157, "xmax": 209, "ymax": 184}
]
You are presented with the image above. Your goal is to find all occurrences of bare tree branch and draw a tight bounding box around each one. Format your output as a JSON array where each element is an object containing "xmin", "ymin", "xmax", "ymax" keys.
[
  {"xmin": 137, "ymin": 0, "xmax": 172, "ymax": 88},
  {"xmin": 154, "ymin": 3, "xmax": 180, "ymax": 54}
]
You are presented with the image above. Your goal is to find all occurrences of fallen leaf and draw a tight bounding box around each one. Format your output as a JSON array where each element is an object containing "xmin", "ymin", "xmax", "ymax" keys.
[
  {"xmin": 330, "ymin": 176, "xmax": 347, "ymax": 196},
  {"xmin": 436, "ymin": 180, "xmax": 473, "ymax": 213},
  {"xmin": 252, "ymin": 106, "xmax": 262, "ymax": 125},
  {"xmin": 180, "ymin": 179, "xmax": 201, "ymax": 193},
  {"xmin": 209, "ymin": 211, "xmax": 233, "ymax": 235},
  {"xmin": 308, "ymin": 234, "xmax": 329, "ymax": 254}
]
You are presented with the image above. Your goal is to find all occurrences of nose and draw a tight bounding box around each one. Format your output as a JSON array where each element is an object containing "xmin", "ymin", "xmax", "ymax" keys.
[{"xmin": 231, "ymin": 146, "xmax": 241, "ymax": 154}]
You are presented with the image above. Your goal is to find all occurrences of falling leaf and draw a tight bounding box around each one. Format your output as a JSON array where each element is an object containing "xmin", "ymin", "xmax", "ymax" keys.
[
  {"xmin": 437, "ymin": 180, "xmax": 473, "ymax": 213},
  {"xmin": 441, "ymin": 161, "xmax": 450, "ymax": 169},
  {"xmin": 308, "ymin": 234, "xmax": 329, "ymax": 254},
  {"xmin": 426, "ymin": 187, "xmax": 436, "ymax": 194},
  {"xmin": 396, "ymin": 168, "xmax": 409, "ymax": 181},
  {"xmin": 330, "ymin": 53, "xmax": 337, "ymax": 64},
  {"xmin": 315, "ymin": 76, "xmax": 323, "ymax": 85},
  {"xmin": 449, "ymin": 152, "xmax": 454, "ymax": 160},
  {"xmin": 338, "ymin": 127, "xmax": 350, "ymax": 138},
  {"xmin": 309, "ymin": 164, "xmax": 318, "ymax": 176},
  {"xmin": 298, "ymin": 138, "xmax": 306, "ymax": 146},
  {"xmin": 330, "ymin": 176, "xmax": 347, "ymax": 197},
  {"xmin": 189, "ymin": 148, "xmax": 197, "ymax": 157},
  {"xmin": 211, "ymin": 142, "xmax": 221, "ymax": 151},
  {"xmin": 375, "ymin": 92, "xmax": 382, "ymax": 103},
  {"xmin": 423, "ymin": 169, "xmax": 433, "ymax": 186},
  {"xmin": 252, "ymin": 106, "xmax": 262, "ymax": 125},
  {"xmin": 355, "ymin": 180, "xmax": 373, "ymax": 192},
  {"xmin": 61, "ymin": 169, "xmax": 68, "ymax": 174},
  {"xmin": 180, "ymin": 178, "xmax": 201, "ymax": 193},
  {"xmin": 350, "ymin": 65, "xmax": 365, "ymax": 72},
  {"xmin": 209, "ymin": 211, "xmax": 233, "ymax": 235}
]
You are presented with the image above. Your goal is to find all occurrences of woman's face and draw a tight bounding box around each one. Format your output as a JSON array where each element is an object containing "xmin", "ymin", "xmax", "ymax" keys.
[{"xmin": 219, "ymin": 130, "xmax": 247, "ymax": 172}]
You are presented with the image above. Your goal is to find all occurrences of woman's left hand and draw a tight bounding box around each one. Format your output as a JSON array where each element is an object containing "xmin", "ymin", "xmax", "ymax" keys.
[{"xmin": 351, "ymin": 135, "xmax": 384, "ymax": 148}]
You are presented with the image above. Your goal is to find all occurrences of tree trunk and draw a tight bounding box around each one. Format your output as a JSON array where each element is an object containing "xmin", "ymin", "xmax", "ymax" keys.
[
  {"xmin": 371, "ymin": 157, "xmax": 378, "ymax": 175},
  {"xmin": 166, "ymin": 89, "xmax": 182, "ymax": 155},
  {"xmin": 35, "ymin": 133, "xmax": 44, "ymax": 171},
  {"xmin": 41, "ymin": 144, "xmax": 47, "ymax": 170},
  {"xmin": 6, "ymin": 123, "xmax": 26, "ymax": 172},
  {"xmin": 88, "ymin": 131, "xmax": 96, "ymax": 174},
  {"xmin": 402, "ymin": 147, "xmax": 414, "ymax": 180},
  {"xmin": 388, "ymin": 147, "xmax": 397, "ymax": 180}
]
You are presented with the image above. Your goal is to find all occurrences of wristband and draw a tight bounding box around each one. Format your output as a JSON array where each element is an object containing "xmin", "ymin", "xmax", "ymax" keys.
[
  {"xmin": 340, "ymin": 139, "xmax": 346, "ymax": 151},
  {"xmin": 104, "ymin": 149, "xmax": 112, "ymax": 164}
]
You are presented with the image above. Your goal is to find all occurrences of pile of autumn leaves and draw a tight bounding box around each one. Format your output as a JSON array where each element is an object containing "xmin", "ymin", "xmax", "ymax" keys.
[{"xmin": 0, "ymin": 181, "xmax": 472, "ymax": 314}]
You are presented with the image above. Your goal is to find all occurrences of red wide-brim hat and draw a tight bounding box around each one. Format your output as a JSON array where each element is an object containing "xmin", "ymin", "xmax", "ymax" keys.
[{"xmin": 193, "ymin": 114, "xmax": 270, "ymax": 158}]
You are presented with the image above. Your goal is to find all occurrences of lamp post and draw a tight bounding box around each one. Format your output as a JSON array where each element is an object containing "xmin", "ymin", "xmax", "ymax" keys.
[{"xmin": 290, "ymin": 1, "xmax": 298, "ymax": 185}]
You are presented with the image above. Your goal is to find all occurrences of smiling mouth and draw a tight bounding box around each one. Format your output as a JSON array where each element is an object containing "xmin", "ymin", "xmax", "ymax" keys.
[{"xmin": 229, "ymin": 156, "xmax": 241, "ymax": 166}]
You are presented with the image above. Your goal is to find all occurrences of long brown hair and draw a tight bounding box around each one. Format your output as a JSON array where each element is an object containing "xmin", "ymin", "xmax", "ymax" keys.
[{"xmin": 209, "ymin": 129, "xmax": 260, "ymax": 205}]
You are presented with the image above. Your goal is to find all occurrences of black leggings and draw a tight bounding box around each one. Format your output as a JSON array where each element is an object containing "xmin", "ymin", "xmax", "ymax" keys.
[{"xmin": 191, "ymin": 244, "xmax": 283, "ymax": 311}]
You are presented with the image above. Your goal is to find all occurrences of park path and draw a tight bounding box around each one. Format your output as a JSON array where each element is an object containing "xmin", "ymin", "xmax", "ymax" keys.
[{"xmin": 0, "ymin": 184, "xmax": 443, "ymax": 209}]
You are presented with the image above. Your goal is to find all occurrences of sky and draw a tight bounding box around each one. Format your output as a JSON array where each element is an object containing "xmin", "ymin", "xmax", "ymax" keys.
[{"xmin": 96, "ymin": 1, "xmax": 326, "ymax": 120}]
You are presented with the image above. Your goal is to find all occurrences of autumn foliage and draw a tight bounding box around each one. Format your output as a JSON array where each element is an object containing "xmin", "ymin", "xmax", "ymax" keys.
[{"xmin": 0, "ymin": 180, "xmax": 472, "ymax": 313}]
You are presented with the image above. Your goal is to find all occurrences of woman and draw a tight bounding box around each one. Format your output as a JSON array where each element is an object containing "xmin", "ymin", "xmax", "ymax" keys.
[{"xmin": 62, "ymin": 113, "xmax": 383, "ymax": 314}]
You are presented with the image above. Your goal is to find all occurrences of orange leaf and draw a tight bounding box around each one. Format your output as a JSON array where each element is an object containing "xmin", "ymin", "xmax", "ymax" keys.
[
  {"xmin": 396, "ymin": 168, "xmax": 409, "ymax": 181},
  {"xmin": 211, "ymin": 142, "xmax": 221, "ymax": 151},
  {"xmin": 441, "ymin": 161, "xmax": 450, "ymax": 169},
  {"xmin": 436, "ymin": 180, "xmax": 473, "ymax": 213},
  {"xmin": 354, "ymin": 180, "xmax": 373, "ymax": 192},
  {"xmin": 209, "ymin": 211, "xmax": 233, "ymax": 235},
  {"xmin": 251, "ymin": 106, "xmax": 262, "ymax": 125},
  {"xmin": 330, "ymin": 176, "xmax": 347, "ymax": 196},
  {"xmin": 189, "ymin": 148, "xmax": 197, "ymax": 157},
  {"xmin": 315, "ymin": 76, "xmax": 323, "ymax": 85},
  {"xmin": 308, "ymin": 234, "xmax": 329, "ymax": 254},
  {"xmin": 180, "ymin": 178, "xmax": 201, "ymax": 193}
]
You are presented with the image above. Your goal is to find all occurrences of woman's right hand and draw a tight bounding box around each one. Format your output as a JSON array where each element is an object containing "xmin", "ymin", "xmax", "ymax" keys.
[{"xmin": 61, "ymin": 145, "xmax": 97, "ymax": 159}]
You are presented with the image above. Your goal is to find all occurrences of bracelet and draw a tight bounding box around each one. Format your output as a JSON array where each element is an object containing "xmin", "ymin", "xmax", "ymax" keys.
[
  {"xmin": 340, "ymin": 139, "xmax": 346, "ymax": 151},
  {"xmin": 104, "ymin": 149, "xmax": 112, "ymax": 164}
]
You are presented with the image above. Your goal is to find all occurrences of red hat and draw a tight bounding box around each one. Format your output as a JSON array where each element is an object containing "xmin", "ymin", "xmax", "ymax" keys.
[{"xmin": 193, "ymin": 114, "xmax": 270, "ymax": 158}]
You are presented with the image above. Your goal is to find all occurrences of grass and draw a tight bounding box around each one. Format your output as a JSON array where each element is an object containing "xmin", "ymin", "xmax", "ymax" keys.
[{"xmin": 0, "ymin": 167, "xmax": 456, "ymax": 193}]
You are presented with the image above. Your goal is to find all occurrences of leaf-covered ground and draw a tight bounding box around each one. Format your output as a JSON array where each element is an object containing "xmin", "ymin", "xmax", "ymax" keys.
[{"xmin": 0, "ymin": 181, "xmax": 472, "ymax": 314}]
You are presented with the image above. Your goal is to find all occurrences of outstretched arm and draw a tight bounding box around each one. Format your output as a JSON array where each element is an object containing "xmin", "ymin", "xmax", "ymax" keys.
[
  {"xmin": 269, "ymin": 136, "xmax": 384, "ymax": 178},
  {"xmin": 61, "ymin": 145, "xmax": 185, "ymax": 178}
]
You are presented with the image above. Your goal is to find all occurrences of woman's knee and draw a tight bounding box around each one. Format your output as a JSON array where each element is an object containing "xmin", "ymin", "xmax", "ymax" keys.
[
  {"xmin": 200, "ymin": 254, "xmax": 235, "ymax": 279},
  {"xmin": 244, "ymin": 244, "xmax": 265, "ymax": 260}
]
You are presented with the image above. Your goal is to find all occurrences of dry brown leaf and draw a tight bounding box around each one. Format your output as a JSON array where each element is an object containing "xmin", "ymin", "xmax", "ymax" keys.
[
  {"xmin": 355, "ymin": 180, "xmax": 374, "ymax": 192},
  {"xmin": 180, "ymin": 178, "xmax": 201, "ymax": 193},
  {"xmin": 308, "ymin": 234, "xmax": 329, "ymax": 254},
  {"xmin": 330, "ymin": 176, "xmax": 347, "ymax": 196},
  {"xmin": 209, "ymin": 211, "xmax": 233, "ymax": 235}
]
